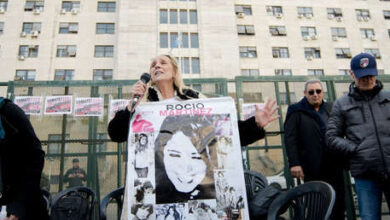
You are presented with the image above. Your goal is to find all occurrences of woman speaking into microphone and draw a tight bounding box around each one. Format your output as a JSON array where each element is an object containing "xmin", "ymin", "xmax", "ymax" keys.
[{"xmin": 108, "ymin": 54, "xmax": 279, "ymax": 146}]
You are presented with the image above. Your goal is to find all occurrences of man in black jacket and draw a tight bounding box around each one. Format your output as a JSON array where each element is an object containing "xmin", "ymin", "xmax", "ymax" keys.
[
  {"xmin": 63, "ymin": 158, "xmax": 86, "ymax": 188},
  {"xmin": 0, "ymin": 98, "xmax": 49, "ymax": 220},
  {"xmin": 327, "ymin": 53, "xmax": 390, "ymax": 220},
  {"xmin": 284, "ymin": 79, "xmax": 345, "ymax": 220}
]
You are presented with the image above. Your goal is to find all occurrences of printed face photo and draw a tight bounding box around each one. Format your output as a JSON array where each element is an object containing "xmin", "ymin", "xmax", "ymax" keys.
[{"xmin": 163, "ymin": 131, "xmax": 207, "ymax": 193}]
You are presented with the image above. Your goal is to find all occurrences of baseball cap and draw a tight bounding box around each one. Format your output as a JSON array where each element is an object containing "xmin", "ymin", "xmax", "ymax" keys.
[
  {"xmin": 350, "ymin": 53, "xmax": 378, "ymax": 78},
  {"xmin": 72, "ymin": 158, "xmax": 79, "ymax": 163}
]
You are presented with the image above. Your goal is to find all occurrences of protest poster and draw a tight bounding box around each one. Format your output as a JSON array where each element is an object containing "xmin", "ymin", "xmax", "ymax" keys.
[
  {"xmin": 108, "ymin": 99, "xmax": 128, "ymax": 121},
  {"xmin": 123, "ymin": 97, "xmax": 249, "ymax": 220},
  {"xmin": 14, "ymin": 96, "xmax": 43, "ymax": 115},
  {"xmin": 241, "ymin": 103, "xmax": 264, "ymax": 121},
  {"xmin": 44, "ymin": 96, "xmax": 73, "ymax": 115},
  {"xmin": 74, "ymin": 97, "xmax": 104, "ymax": 117}
]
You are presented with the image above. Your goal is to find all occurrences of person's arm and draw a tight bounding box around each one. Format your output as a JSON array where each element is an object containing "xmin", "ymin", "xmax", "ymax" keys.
[
  {"xmin": 326, "ymin": 100, "xmax": 358, "ymax": 155},
  {"xmin": 238, "ymin": 117, "xmax": 265, "ymax": 146},
  {"xmin": 63, "ymin": 169, "xmax": 70, "ymax": 183},
  {"xmin": 108, "ymin": 108, "xmax": 132, "ymax": 143},
  {"xmin": 284, "ymin": 112, "xmax": 304, "ymax": 179},
  {"xmin": 81, "ymin": 169, "xmax": 87, "ymax": 182}
]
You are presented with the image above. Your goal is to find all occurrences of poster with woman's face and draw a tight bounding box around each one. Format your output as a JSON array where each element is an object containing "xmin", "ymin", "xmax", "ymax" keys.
[{"xmin": 124, "ymin": 97, "xmax": 250, "ymax": 220}]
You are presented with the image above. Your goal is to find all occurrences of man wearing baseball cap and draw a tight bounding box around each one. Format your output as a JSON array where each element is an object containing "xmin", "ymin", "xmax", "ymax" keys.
[
  {"xmin": 326, "ymin": 53, "xmax": 390, "ymax": 220},
  {"xmin": 63, "ymin": 158, "xmax": 87, "ymax": 188}
]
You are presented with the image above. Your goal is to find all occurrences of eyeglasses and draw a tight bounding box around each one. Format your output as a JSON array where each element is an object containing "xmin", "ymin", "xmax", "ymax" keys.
[{"xmin": 308, "ymin": 89, "xmax": 322, "ymax": 95}]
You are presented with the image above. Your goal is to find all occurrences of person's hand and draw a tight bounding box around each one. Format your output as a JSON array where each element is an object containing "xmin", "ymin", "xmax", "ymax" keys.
[
  {"xmin": 128, "ymin": 80, "xmax": 148, "ymax": 112},
  {"xmin": 69, "ymin": 174, "xmax": 75, "ymax": 178},
  {"xmin": 8, "ymin": 215, "xmax": 19, "ymax": 220},
  {"xmin": 254, "ymin": 98, "xmax": 280, "ymax": 128},
  {"xmin": 290, "ymin": 166, "xmax": 304, "ymax": 180},
  {"xmin": 77, "ymin": 173, "xmax": 84, "ymax": 177}
]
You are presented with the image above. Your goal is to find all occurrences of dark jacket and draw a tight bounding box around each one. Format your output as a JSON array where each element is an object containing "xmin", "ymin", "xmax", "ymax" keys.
[
  {"xmin": 0, "ymin": 98, "xmax": 48, "ymax": 220},
  {"xmin": 284, "ymin": 97, "xmax": 336, "ymax": 179},
  {"xmin": 63, "ymin": 167, "xmax": 87, "ymax": 188},
  {"xmin": 108, "ymin": 87, "xmax": 265, "ymax": 146},
  {"xmin": 326, "ymin": 81, "xmax": 390, "ymax": 179}
]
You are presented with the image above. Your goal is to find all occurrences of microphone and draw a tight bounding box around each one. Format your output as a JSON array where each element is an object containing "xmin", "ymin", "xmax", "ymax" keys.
[{"xmin": 131, "ymin": 73, "xmax": 151, "ymax": 111}]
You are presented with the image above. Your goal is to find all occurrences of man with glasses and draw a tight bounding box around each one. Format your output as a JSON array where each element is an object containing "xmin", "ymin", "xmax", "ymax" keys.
[
  {"xmin": 284, "ymin": 79, "xmax": 345, "ymax": 220},
  {"xmin": 327, "ymin": 53, "xmax": 390, "ymax": 220}
]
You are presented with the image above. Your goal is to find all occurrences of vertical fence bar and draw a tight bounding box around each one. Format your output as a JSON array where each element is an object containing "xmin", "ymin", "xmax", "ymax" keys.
[{"xmin": 58, "ymin": 86, "xmax": 69, "ymax": 191}]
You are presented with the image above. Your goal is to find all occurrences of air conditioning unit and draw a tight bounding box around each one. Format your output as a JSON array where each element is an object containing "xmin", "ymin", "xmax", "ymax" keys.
[
  {"xmin": 346, "ymin": 53, "xmax": 352, "ymax": 58},
  {"xmin": 0, "ymin": 7, "xmax": 5, "ymax": 14},
  {"xmin": 357, "ymin": 16, "xmax": 364, "ymax": 22},
  {"xmin": 20, "ymin": 32, "xmax": 27, "ymax": 37},
  {"xmin": 18, "ymin": 55, "xmax": 25, "ymax": 61},
  {"xmin": 306, "ymin": 56, "xmax": 314, "ymax": 61},
  {"xmin": 68, "ymin": 50, "xmax": 76, "ymax": 56},
  {"xmin": 71, "ymin": 8, "xmax": 79, "ymax": 14},
  {"xmin": 327, "ymin": 14, "xmax": 335, "ymax": 20},
  {"xmin": 305, "ymin": 14, "xmax": 313, "ymax": 19},
  {"xmin": 303, "ymin": 35, "xmax": 311, "ymax": 41},
  {"xmin": 332, "ymin": 36, "xmax": 339, "ymax": 41},
  {"xmin": 363, "ymin": 16, "xmax": 370, "ymax": 22},
  {"xmin": 298, "ymin": 14, "xmax": 304, "ymax": 19},
  {"xmin": 33, "ymin": 8, "xmax": 41, "ymax": 15},
  {"xmin": 336, "ymin": 17, "xmax": 343, "ymax": 22},
  {"xmin": 28, "ymin": 45, "xmax": 36, "ymax": 49},
  {"xmin": 60, "ymin": 9, "xmax": 67, "ymax": 14},
  {"xmin": 237, "ymin": 12, "xmax": 244, "ymax": 18},
  {"xmin": 370, "ymin": 35, "xmax": 377, "ymax": 41},
  {"xmin": 31, "ymin": 31, "xmax": 39, "ymax": 37},
  {"xmin": 276, "ymin": 13, "xmax": 283, "ymax": 18},
  {"xmin": 311, "ymin": 35, "xmax": 318, "ymax": 40}
]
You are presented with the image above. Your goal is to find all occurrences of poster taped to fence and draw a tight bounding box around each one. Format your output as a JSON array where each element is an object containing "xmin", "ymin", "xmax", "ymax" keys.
[
  {"xmin": 44, "ymin": 96, "xmax": 73, "ymax": 115},
  {"xmin": 14, "ymin": 96, "xmax": 43, "ymax": 115},
  {"xmin": 108, "ymin": 99, "xmax": 128, "ymax": 121},
  {"xmin": 123, "ymin": 97, "xmax": 249, "ymax": 220},
  {"xmin": 74, "ymin": 97, "xmax": 104, "ymax": 117}
]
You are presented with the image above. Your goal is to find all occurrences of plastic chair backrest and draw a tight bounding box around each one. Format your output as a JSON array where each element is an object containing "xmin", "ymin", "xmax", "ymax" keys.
[
  {"xmin": 99, "ymin": 187, "xmax": 124, "ymax": 220},
  {"xmin": 50, "ymin": 186, "xmax": 95, "ymax": 220},
  {"xmin": 267, "ymin": 181, "xmax": 335, "ymax": 220},
  {"xmin": 244, "ymin": 170, "xmax": 268, "ymax": 200}
]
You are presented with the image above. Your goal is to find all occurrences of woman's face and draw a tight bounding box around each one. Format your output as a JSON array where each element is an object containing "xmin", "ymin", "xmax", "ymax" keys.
[
  {"xmin": 136, "ymin": 206, "xmax": 150, "ymax": 220},
  {"xmin": 150, "ymin": 55, "xmax": 175, "ymax": 85},
  {"xmin": 140, "ymin": 135, "xmax": 147, "ymax": 145},
  {"xmin": 163, "ymin": 131, "xmax": 207, "ymax": 193},
  {"xmin": 168, "ymin": 207, "xmax": 174, "ymax": 214}
]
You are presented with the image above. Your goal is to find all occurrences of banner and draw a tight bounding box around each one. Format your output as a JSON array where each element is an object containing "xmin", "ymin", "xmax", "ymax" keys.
[
  {"xmin": 44, "ymin": 96, "xmax": 73, "ymax": 115},
  {"xmin": 14, "ymin": 96, "xmax": 43, "ymax": 115},
  {"xmin": 124, "ymin": 97, "xmax": 249, "ymax": 220},
  {"xmin": 241, "ymin": 103, "xmax": 264, "ymax": 121},
  {"xmin": 74, "ymin": 97, "xmax": 104, "ymax": 117},
  {"xmin": 109, "ymin": 99, "xmax": 128, "ymax": 121}
]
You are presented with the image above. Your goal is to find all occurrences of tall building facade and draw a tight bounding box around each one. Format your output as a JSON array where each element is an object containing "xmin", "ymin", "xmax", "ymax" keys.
[{"xmin": 0, "ymin": 0, "xmax": 389, "ymax": 82}]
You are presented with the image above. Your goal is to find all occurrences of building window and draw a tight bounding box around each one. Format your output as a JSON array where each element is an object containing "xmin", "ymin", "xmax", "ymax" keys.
[
  {"xmin": 97, "ymin": 1, "xmax": 115, "ymax": 12},
  {"xmin": 93, "ymin": 69, "xmax": 113, "ymax": 80},
  {"xmin": 335, "ymin": 48, "xmax": 352, "ymax": 59},
  {"xmin": 189, "ymin": 10, "xmax": 197, "ymax": 24},
  {"xmin": 308, "ymin": 69, "xmax": 324, "ymax": 76},
  {"xmin": 235, "ymin": 5, "xmax": 252, "ymax": 16},
  {"xmin": 19, "ymin": 45, "xmax": 39, "ymax": 58},
  {"xmin": 160, "ymin": 9, "xmax": 168, "ymax": 24},
  {"xmin": 297, "ymin": 7, "xmax": 313, "ymax": 17},
  {"xmin": 48, "ymin": 134, "xmax": 69, "ymax": 154},
  {"xmin": 94, "ymin": 45, "xmax": 114, "ymax": 57},
  {"xmin": 160, "ymin": 33, "xmax": 168, "ymax": 48},
  {"xmin": 304, "ymin": 47, "xmax": 321, "ymax": 59},
  {"xmin": 272, "ymin": 47, "xmax": 289, "ymax": 58},
  {"xmin": 191, "ymin": 57, "xmax": 200, "ymax": 74},
  {"xmin": 61, "ymin": 1, "xmax": 80, "ymax": 11},
  {"xmin": 269, "ymin": 26, "xmax": 287, "ymax": 36},
  {"xmin": 170, "ymin": 32, "xmax": 178, "ymax": 48},
  {"xmin": 237, "ymin": 25, "xmax": 255, "ymax": 35},
  {"xmin": 360, "ymin": 28, "xmax": 375, "ymax": 38},
  {"xmin": 190, "ymin": 33, "xmax": 199, "ymax": 48},
  {"xmin": 169, "ymin": 9, "xmax": 178, "ymax": 24},
  {"xmin": 176, "ymin": 57, "xmax": 200, "ymax": 74},
  {"xmin": 25, "ymin": 1, "xmax": 44, "ymax": 12},
  {"xmin": 180, "ymin": 9, "xmax": 188, "ymax": 24},
  {"xmin": 239, "ymin": 47, "xmax": 257, "ymax": 58},
  {"xmin": 388, "ymin": 29, "xmax": 390, "ymax": 38},
  {"xmin": 15, "ymin": 70, "xmax": 36, "ymax": 81},
  {"xmin": 384, "ymin": 10, "xmax": 390, "ymax": 20},
  {"xmin": 331, "ymin": 27, "xmax": 347, "ymax": 38},
  {"xmin": 279, "ymin": 92, "xmax": 296, "ymax": 105},
  {"xmin": 0, "ymin": 0, "xmax": 8, "ymax": 11},
  {"xmin": 241, "ymin": 69, "xmax": 259, "ymax": 76},
  {"xmin": 301, "ymin": 26, "xmax": 317, "ymax": 38},
  {"xmin": 54, "ymin": 70, "xmax": 74, "ymax": 80},
  {"xmin": 275, "ymin": 69, "xmax": 292, "ymax": 76},
  {"xmin": 59, "ymin": 22, "xmax": 78, "ymax": 34},
  {"xmin": 56, "ymin": 45, "xmax": 76, "ymax": 57},
  {"xmin": 356, "ymin": 9, "xmax": 370, "ymax": 20},
  {"xmin": 339, "ymin": 69, "xmax": 349, "ymax": 75},
  {"xmin": 96, "ymin": 23, "xmax": 115, "ymax": 34},
  {"xmin": 379, "ymin": 69, "xmax": 385, "ymax": 75},
  {"xmin": 327, "ymin": 8, "xmax": 342, "ymax": 18},
  {"xmin": 0, "ymin": 22, "xmax": 3, "ymax": 34},
  {"xmin": 22, "ymin": 22, "xmax": 41, "ymax": 34},
  {"xmin": 182, "ymin": 33, "xmax": 189, "ymax": 48},
  {"xmin": 266, "ymin": 6, "xmax": 282, "ymax": 16},
  {"xmin": 364, "ymin": 48, "xmax": 381, "ymax": 59}
]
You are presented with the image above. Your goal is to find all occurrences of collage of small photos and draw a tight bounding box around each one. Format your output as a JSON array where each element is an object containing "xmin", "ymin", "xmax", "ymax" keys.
[{"xmin": 126, "ymin": 110, "xmax": 248, "ymax": 220}]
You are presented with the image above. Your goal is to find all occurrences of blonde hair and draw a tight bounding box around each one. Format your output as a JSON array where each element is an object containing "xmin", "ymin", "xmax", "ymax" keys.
[{"xmin": 146, "ymin": 54, "xmax": 186, "ymax": 99}]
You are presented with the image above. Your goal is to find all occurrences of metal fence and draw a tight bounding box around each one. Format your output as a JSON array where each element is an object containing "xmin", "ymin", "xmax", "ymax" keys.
[{"xmin": 2, "ymin": 75, "xmax": 390, "ymax": 219}]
